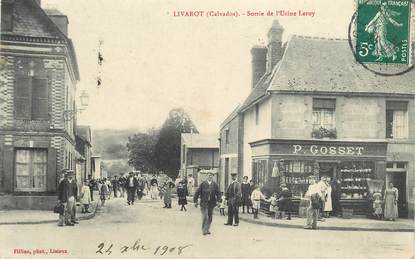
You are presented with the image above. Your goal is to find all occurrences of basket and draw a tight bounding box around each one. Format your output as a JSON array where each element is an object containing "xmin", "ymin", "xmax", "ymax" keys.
[{"xmin": 342, "ymin": 208, "xmax": 353, "ymax": 219}]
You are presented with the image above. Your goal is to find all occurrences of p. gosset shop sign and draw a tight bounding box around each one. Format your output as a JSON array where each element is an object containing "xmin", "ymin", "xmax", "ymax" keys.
[{"xmin": 292, "ymin": 144, "xmax": 365, "ymax": 156}]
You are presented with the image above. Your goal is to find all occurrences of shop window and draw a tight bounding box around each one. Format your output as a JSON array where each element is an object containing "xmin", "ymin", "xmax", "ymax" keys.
[
  {"xmin": 282, "ymin": 160, "xmax": 314, "ymax": 198},
  {"xmin": 387, "ymin": 162, "xmax": 407, "ymax": 171},
  {"xmin": 284, "ymin": 161, "xmax": 313, "ymax": 174},
  {"xmin": 15, "ymin": 76, "xmax": 49, "ymax": 120},
  {"xmin": 1, "ymin": 1, "xmax": 14, "ymax": 32},
  {"xmin": 253, "ymin": 160, "xmax": 268, "ymax": 186},
  {"xmin": 386, "ymin": 101, "xmax": 408, "ymax": 139},
  {"xmin": 339, "ymin": 161, "xmax": 375, "ymax": 199},
  {"xmin": 312, "ymin": 98, "xmax": 336, "ymax": 130},
  {"xmin": 15, "ymin": 149, "xmax": 47, "ymax": 192}
]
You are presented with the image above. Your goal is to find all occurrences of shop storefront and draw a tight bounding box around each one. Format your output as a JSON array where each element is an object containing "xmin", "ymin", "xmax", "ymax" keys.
[{"xmin": 250, "ymin": 139, "xmax": 388, "ymax": 217}]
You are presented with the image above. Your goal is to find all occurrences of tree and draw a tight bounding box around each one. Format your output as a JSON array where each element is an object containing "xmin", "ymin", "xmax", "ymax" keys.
[
  {"xmin": 126, "ymin": 128, "xmax": 159, "ymax": 173},
  {"xmin": 106, "ymin": 160, "xmax": 131, "ymax": 178},
  {"xmin": 154, "ymin": 108, "xmax": 198, "ymax": 179}
]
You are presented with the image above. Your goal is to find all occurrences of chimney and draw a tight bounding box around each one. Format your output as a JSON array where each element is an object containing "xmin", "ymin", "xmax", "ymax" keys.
[
  {"xmin": 250, "ymin": 46, "xmax": 267, "ymax": 89},
  {"xmin": 47, "ymin": 11, "xmax": 69, "ymax": 36},
  {"xmin": 266, "ymin": 20, "xmax": 284, "ymax": 73}
]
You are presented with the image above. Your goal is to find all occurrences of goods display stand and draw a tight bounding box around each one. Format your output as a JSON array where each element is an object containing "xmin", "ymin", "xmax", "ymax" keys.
[{"xmin": 338, "ymin": 162, "xmax": 375, "ymax": 216}]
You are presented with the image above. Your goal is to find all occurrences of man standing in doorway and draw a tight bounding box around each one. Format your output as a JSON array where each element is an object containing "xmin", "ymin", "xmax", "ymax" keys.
[
  {"xmin": 194, "ymin": 172, "xmax": 221, "ymax": 236},
  {"xmin": 225, "ymin": 172, "xmax": 241, "ymax": 226}
]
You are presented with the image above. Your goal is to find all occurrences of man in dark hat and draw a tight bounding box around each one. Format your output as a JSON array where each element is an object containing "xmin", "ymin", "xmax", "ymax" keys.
[
  {"xmin": 125, "ymin": 172, "xmax": 139, "ymax": 205},
  {"xmin": 57, "ymin": 170, "xmax": 78, "ymax": 226},
  {"xmin": 194, "ymin": 172, "xmax": 221, "ymax": 235},
  {"xmin": 225, "ymin": 172, "xmax": 241, "ymax": 226}
]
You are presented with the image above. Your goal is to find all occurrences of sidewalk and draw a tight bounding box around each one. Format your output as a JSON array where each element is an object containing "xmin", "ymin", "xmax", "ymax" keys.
[
  {"xmin": 0, "ymin": 200, "xmax": 99, "ymax": 225},
  {"xmin": 186, "ymin": 198, "xmax": 414, "ymax": 232},
  {"xmin": 236, "ymin": 210, "xmax": 414, "ymax": 232},
  {"xmin": 0, "ymin": 192, "xmax": 160, "ymax": 225}
]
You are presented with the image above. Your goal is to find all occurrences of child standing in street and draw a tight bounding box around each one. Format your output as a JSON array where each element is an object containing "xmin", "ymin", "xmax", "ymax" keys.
[
  {"xmin": 80, "ymin": 180, "xmax": 91, "ymax": 213},
  {"xmin": 373, "ymin": 192, "xmax": 383, "ymax": 220},
  {"xmin": 219, "ymin": 192, "xmax": 226, "ymax": 216},
  {"xmin": 251, "ymin": 186, "xmax": 266, "ymax": 219},
  {"xmin": 268, "ymin": 193, "xmax": 279, "ymax": 219}
]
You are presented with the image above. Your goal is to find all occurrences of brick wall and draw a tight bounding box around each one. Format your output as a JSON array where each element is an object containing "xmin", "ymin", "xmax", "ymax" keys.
[{"xmin": 0, "ymin": 56, "xmax": 15, "ymax": 129}]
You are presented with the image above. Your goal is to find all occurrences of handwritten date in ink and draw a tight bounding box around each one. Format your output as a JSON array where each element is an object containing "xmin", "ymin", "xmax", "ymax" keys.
[{"xmin": 96, "ymin": 239, "xmax": 192, "ymax": 256}]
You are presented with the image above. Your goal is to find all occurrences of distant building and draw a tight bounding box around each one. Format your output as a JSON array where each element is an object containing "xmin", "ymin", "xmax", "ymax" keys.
[
  {"xmin": 91, "ymin": 155, "xmax": 103, "ymax": 179},
  {"xmin": 75, "ymin": 126, "xmax": 92, "ymax": 181},
  {"xmin": 180, "ymin": 133, "xmax": 219, "ymax": 186},
  {"xmin": 0, "ymin": 0, "xmax": 81, "ymax": 209}
]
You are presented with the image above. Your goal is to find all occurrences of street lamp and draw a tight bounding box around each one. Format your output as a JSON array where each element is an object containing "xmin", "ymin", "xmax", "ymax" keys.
[{"xmin": 63, "ymin": 90, "xmax": 90, "ymax": 121}]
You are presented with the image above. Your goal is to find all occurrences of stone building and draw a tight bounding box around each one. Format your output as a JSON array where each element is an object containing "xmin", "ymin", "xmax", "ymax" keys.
[
  {"xmin": 220, "ymin": 20, "xmax": 415, "ymax": 218},
  {"xmin": 0, "ymin": 0, "xmax": 81, "ymax": 209},
  {"xmin": 180, "ymin": 133, "xmax": 219, "ymax": 186}
]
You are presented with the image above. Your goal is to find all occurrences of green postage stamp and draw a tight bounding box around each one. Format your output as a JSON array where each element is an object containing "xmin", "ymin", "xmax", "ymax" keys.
[{"xmin": 356, "ymin": 0, "xmax": 411, "ymax": 64}]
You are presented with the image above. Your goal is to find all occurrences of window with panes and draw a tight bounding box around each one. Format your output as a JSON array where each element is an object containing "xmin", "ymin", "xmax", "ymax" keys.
[
  {"xmin": 15, "ymin": 149, "xmax": 47, "ymax": 192},
  {"xmin": 312, "ymin": 99, "xmax": 336, "ymax": 130},
  {"xmin": 386, "ymin": 101, "xmax": 408, "ymax": 139}
]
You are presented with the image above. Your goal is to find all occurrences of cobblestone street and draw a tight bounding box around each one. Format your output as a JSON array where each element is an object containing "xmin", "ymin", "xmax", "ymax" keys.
[{"xmin": 0, "ymin": 197, "xmax": 413, "ymax": 259}]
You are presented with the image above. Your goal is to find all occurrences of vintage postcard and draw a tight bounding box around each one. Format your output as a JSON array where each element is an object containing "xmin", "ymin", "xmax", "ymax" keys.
[{"xmin": 0, "ymin": 0, "xmax": 414, "ymax": 259}]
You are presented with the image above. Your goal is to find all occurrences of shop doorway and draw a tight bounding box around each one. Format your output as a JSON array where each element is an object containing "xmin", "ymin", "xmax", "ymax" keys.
[
  {"xmin": 318, "ymin": 162, "xmax": 337, "ymax": 180},
  {"xmin": 388, "ymin": 171, "xmax": 407, "ymax": 218}
]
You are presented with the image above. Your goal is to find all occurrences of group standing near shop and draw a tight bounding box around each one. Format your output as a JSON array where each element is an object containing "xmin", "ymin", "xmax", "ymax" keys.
[{"xmin": 56, "ymin": 168, "xmax": 400, "ymax": 232}]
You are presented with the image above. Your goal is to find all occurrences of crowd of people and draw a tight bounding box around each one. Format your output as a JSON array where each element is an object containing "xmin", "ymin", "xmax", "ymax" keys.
[{"xmin": 56, "ymin": 169, "xmax": 400, "ymax": 232}]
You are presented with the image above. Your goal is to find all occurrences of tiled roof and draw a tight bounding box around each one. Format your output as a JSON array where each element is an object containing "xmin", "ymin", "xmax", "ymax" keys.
[
  {"xmin": 5, "ymin": 0, "xmax": 62, "ymax": 38},
  {"xmin": 76, "ymin": 126, "xmax": 91, "ymax": 145},
  {"xmin": 2, "ymin": 0, "xmax": 80, "ymax": 80},
  {"xmin": 268, "ymin": 35, "xmax": 415, "ymax": 95},
  {"xmin": 238, "ymin": 61, "xmax": 281, "ymax": 112},
  {"xmin": 182, "ymin": 133, "xmax": 219, "ymax": 149},
  {"xmin": 220, "ymin": 104, "xmax": 240, "ymax": 129}
]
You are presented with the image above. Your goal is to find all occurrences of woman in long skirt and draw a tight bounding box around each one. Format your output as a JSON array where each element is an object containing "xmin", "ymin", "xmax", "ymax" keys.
[
  {"xmin": 177, "ymin": 182, "xmax": 188, "ymax": 211},
  {"xmin": 384, "ymin": 182, "xmax": 399, "ymax": 221}
]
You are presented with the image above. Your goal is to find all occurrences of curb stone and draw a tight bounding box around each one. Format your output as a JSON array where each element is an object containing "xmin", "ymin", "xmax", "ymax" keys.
[
  {"xmin": 189, "ymin": 200, "xmax": 413, "ymax": 233},
  {"xmin": 238, "ymin": 216, "xmax": 414, "ymax": 233},
  {"xmin": 0, "ymin": 202, "xmax": 99, "ymax": 226}
]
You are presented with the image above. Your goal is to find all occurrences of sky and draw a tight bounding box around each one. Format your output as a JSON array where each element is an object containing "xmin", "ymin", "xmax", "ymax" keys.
[{"xmin": 42, "ymin": 0, "xmax": 355, "ymax": 134}]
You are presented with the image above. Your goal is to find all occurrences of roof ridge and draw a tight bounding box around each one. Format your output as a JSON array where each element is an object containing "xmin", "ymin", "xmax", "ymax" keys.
[{"xmin": 291, "ymin": 34, "xmax": 348, "ymax": 41}]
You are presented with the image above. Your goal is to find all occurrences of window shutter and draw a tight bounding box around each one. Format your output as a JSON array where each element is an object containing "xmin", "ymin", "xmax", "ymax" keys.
[
  {"xmin": 32, "ymin": 78, "xmax": 48, "ymax": 119},
  {"xmin": 313, "ymin": 99, "xmax": 336, "ymax": 109},
  {"xmin": 15, "ymin": 77, "xmax": 31, "ymax": 119}
]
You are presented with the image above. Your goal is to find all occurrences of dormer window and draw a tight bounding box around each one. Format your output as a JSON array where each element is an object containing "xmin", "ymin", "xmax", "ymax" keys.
[{"xmin": 1, "ymin": 0, "xmax": 14, "ymax": 32}]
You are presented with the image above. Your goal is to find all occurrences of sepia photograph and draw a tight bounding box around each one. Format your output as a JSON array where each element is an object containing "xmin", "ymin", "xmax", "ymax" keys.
[{"xmin": 0, "ymin": 0, "xmax": 414, "ymax": 258}]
